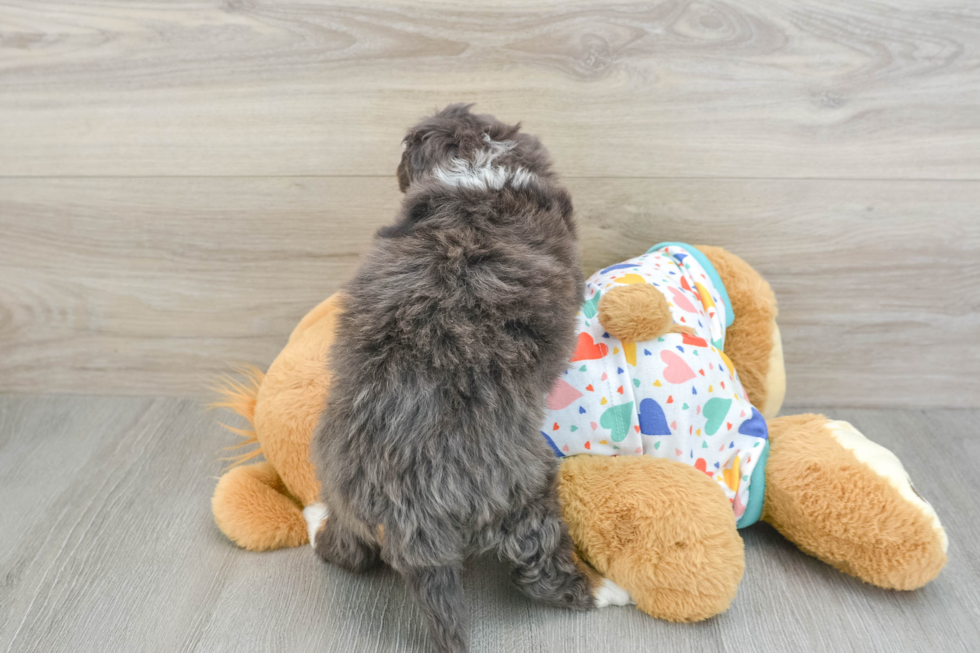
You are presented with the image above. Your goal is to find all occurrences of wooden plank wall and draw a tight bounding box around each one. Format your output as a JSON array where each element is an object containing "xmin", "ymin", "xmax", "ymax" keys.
[{"xmin": 1, "ymin": 0, "xmax": 978, "ymax": 406}]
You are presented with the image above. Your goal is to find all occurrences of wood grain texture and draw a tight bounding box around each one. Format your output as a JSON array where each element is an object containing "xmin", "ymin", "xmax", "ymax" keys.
[
  {"xmin": 2, "ymin": 177, "xmax": 978, "ymax": 406},
  {"xmin": 2, "ymin": 2, "xmax": 977, "ymax": 650},
  {"xmin": 1, "ymin": 0, "xmax": 979, "ymax": 178},
  {"xmin": 0, "ymin": 395, "xmax": 977, "ymax": 652}
]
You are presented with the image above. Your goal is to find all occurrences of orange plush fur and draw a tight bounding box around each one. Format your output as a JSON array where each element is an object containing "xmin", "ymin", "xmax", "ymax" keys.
[
  {"xmin": 597, "ymin": 283, "xmax": 694, "ymax": 343},
  {"xmin": 762, "ymin": 414, "xmax": 947, "ymax": 590},
  {"xmin": 696, "ymin": 245, "xmax": 780, "ymax": 417},
  {"xmin": 210, "ymin": 247, "xmax": 946, "ymax": 621},
  {"xmin": 211, "ymin": 295, "xmax": 339, "ymax": 551},
  {"xmin": 559, "ymin": 455, "xmax": 744, "ymax": 621}
]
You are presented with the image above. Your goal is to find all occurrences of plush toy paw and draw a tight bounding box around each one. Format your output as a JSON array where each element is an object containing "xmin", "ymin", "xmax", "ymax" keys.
[
  {"xmin": 763, "ymin": 414, "xmax": 948, "ymax": 590},
  {"xmin": 212, "ymin": 462, "xmax": 309, "ymax": 551},
  {"xmin": 559, "ymin": 455, "xmax": 744, "ymax": 622},
  {"xmin": 593, "ymin": 577, "xmax": 634, "ymax": 608}
]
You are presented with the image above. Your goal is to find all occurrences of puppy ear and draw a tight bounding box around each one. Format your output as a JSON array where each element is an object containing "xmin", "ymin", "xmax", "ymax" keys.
[
  {"xmin": 377, "ymin": 195, "xmax": 432, "ymax": 239},
  {"xmin": 397, "ymin": 148, "xmax": 412, "ymax": 193}
]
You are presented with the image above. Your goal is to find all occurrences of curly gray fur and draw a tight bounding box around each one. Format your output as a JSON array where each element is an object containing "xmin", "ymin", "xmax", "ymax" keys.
[{"xmin": 312, "ymin": 104, "xmax": 594, "ymax": 653}]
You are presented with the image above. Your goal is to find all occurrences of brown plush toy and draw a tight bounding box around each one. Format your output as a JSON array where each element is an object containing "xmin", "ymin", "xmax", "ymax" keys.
[{"xmin": 211, "ymin": 246, "xmax": 947, "ymax": 622}]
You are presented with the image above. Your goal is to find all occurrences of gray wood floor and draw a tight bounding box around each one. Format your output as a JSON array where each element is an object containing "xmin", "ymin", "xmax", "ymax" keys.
[{"xmin": 1, "ymin": 394, "xmax": 977, "ymax": 652}]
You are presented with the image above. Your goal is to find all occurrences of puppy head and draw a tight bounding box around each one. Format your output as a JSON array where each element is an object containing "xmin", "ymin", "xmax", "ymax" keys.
[{"xmin": 396, "ymin": 104, "xmax": 550, "ymax": 192}]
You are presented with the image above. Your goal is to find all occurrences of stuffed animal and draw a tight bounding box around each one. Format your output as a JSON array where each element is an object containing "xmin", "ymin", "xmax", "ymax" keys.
[{"xmin": 211, "ymin": 245, "xmax": 948, "ymax": 622}]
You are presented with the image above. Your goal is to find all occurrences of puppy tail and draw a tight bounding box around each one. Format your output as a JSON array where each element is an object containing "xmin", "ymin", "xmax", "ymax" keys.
[{"xmin": 208, "ymin": 365, "xmax": 265, "ymax": 468}]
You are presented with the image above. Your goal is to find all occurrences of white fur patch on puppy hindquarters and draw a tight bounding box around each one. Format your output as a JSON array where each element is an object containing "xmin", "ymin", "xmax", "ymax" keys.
[
  {"xmin": 594, "ymin": 578, "xmax": 634, "ymax": 608},
  {"xmin": 303, "ymin": 503, "xmax": 329, "ymax": 549}
]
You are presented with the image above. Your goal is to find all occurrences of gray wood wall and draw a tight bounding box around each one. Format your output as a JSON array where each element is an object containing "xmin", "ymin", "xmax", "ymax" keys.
[{"xmin": 1, "ymin": 0, "xmax": 978, "ymax": 407}]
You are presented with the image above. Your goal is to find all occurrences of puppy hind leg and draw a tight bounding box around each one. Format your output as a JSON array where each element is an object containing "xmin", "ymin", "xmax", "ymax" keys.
[
  {"xmin": 313, "ymin": 513, "xmax": 381, "ymax": 574},
  {"xmin": 497, "ymin": 502, "xmax": 596, "ymax": 611},
  {"xmin": 402, "ymin": 564, "xmax": 469, "ymax": 653}
]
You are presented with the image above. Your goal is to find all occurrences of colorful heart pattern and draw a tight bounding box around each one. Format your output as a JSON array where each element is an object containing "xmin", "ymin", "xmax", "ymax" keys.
[
  {"xmin": 661, "ymin": 350, "xmax": 696, "ymax": 384},
  {"xmin": 681, "ymin": 332, "xmax": 708, "ymax": 348},
  {"xmin": 615, "ymin": 273, "xmax": 647, "ymax": 285},
  {"xmin": 638, "ymin": 398, "xmax": 671, "ymax": 436},
  {"xmin": 540, "ymin": 244, "xmax": 764, "ymax": 525},
  {"xmin": 546, "ymin": 378, "xmax": 583, "ymax": 411},
  {"xmin": 581, "ymin": 290, "xmax": 602, "ymax": 319},
  {"xmin": 668, "ymin": 286, "xmax": 698, "ymax": 312},
  {"xmin": 569, "ymin": 332, "xmax": 608, "ymax": 362},
  {"xmin": 600, "ymin": 401, "xmax": 635, "ymax": 442},
  {"xmin": 738, "ymin": 407, "xmax": 768, "ymax": 439},
  {"xmin": 702, "ymin": 397, "xmax": 732, "ymax": 435}
]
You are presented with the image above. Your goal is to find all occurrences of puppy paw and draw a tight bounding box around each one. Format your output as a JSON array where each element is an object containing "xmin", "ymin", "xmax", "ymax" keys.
[
  {"xmin": 594, "ymin": 577, "xmax": 634, "ymax": 608},
  {"xmin": 302, "ymin": 502, "xmax": 329, "ymax": 548}
]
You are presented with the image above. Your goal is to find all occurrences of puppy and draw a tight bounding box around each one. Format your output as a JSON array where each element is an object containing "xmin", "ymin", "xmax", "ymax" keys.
[{"xmin": 311, "ymin": 104, "xmax": 595, "ymax": 652}]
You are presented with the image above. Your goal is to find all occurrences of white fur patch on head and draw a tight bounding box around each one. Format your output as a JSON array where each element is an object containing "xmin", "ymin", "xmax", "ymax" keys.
[
  {"xmin": 825, "ymin": 420, "xmax": 948, "ymax": 553},
  {"xmin": 432, "ymin": 134, "xmax": 535, "ymax": 192},
  {"xmin": 303, "ymin": 502, "xmax": 329, "ymax": 549},
  {"xmin": 594, "ymin": 577, "xmax": 634, "ymax": 608},
  {"xmin": 509, "ymin": 167, "xmax": 537, "ymax": 189}
]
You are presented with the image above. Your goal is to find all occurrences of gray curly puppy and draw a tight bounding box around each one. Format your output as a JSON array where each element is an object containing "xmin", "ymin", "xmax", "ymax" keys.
[{"xmin": 311, "ymin": 104, "xmax": 597, "ymax": 652}]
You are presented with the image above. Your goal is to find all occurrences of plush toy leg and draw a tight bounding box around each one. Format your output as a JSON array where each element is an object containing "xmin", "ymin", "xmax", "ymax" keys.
[
  {"xmin": 762, "ymin": 414, "xmax": 948, "ymax": 590},
  {"xmin": 558, "ymin": 455, "xmax": 744, "ymax": 621},
  {"xmin": 212, "ymin": 461, "xmax": 309, "ymax": 551}
]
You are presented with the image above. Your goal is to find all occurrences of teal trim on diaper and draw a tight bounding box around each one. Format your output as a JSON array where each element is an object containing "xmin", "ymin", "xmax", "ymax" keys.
[
  {"xmin": 648, "ymin": 242, "xmax": 735, "ymax": 331},
  {"xmin": 736, "ymin": 440, "xmax": 768, "ymax": 529}
]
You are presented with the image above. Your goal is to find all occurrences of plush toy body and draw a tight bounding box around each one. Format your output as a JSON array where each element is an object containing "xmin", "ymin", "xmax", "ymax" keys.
[
  {"xmin": 211, "ymin": 246, "xmax": 948, "ymax": 622},
  {"xmin": 543, "ymin": 243, "xmax": 769, "ymax": 529},
  {"xmin": 552, "ymin": 244, "xmax": 947, "ymax": 619}
]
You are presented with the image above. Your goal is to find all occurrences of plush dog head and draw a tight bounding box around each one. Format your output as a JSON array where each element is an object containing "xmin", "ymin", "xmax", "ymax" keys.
[{"xmin": 396, "ymin": 103, "xmax": 554, "ymax": 192}]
